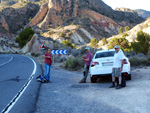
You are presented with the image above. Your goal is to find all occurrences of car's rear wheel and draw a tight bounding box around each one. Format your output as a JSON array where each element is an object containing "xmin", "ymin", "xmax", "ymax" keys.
[{"xmin": 91, "ymin": 77, "xmax": 97, "ymax": 83}]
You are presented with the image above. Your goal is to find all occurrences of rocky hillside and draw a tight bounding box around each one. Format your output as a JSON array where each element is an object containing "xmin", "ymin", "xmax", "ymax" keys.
[
  {"xmin": 0, "ymin": 0, "xmax": 145, "ymax": 54},
  {"xmin": 115, "ymin": 8, "xmax": 144, "ymax": 25},
  {"xmin": 99, "ymin": 18, "xmax": 150, "ymax": 49},
  {"xmin": 135, "ymin": 9, "xmax": 150, "ymax": 19},
  {"xmin": 0, "ymin": 33, "xmax": 19, "ymax": 53},
  {"xmin": 0, "ymin": 3, "xmax": 39, "ymax": 33},
  {"xmin": 27, "ymin": 0, "xmax": 144, "ymax": 44}
]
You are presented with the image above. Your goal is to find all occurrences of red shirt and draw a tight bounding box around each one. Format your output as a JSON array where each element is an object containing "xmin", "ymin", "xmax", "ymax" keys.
[
  {"xmin": 85, "ymin": 51, "xmax": 92, "ymax": 66},
  {"xmin": 44, "ymin": 52, "xmax": 52, "ymax": 65}
]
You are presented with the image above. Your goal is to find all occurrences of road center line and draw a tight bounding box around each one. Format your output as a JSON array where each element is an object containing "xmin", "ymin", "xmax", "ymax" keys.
[
  {"xmin": 1, "ymin": 56, "xmax": 37, "ymax": 113},
  {"xmin": 0, "ymin": 56, "xmax": 13, "ymax": 67}
]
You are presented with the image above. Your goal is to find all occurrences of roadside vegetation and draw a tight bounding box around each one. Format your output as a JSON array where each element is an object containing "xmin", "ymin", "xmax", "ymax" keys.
[
  {"xmin": 118, "ymin": 26, "xmax": 130, "ymax": 34},
  {"xmin": 131, "ymin": 31, "xmax": 150, "ymax": 55},
  {"xmin": 102, "ymin": 38, "xmax": 108, "ymax": 45},
  {"xmin": 90, "ymin": 38, "xmax": 99, "ymax": 48},
  {"xmin": 108, "ymin": 37, "xmax": 131, "ymax": 52},
  {"xmin": 16, "ymin": 27, "xmax": 34, "ymax": 48},
  {"xmin": 129, "ymin": 55, "xmax": 150, "ymax": 67},
  {"xmin": 61, "ymin": 39, "xmax": 75, "ymax": 48},
  {"xmin": 64, "ymin": 57, "xmax": 84, "ymax": 70}
]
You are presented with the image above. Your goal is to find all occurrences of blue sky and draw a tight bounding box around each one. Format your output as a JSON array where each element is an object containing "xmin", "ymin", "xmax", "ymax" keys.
[{"xmin": 102, "ymin": 0, "xmax": 150, "ymax": 11}]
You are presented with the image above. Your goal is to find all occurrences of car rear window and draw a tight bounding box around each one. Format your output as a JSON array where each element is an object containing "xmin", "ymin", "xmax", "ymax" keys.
[{"xmin": 95, "ymin": 51, "xmax": 115, "ymax": 59}]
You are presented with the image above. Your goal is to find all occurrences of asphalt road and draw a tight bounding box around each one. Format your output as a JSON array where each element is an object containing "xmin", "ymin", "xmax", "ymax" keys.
[
  {"xmin": 0, "ymin": 54, "xmax": 43, "ymax": 113},
  {"xmin": 35, "ymin": 68, "xmax": 123, "ymax": 113},
  {"xmin": 35, "ymin": 66, "xmax": 150, "ymax": 113}
]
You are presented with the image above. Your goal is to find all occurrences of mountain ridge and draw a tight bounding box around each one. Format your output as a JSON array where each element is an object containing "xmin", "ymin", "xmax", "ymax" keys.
[
  {"xmin": 135, "ymin": 9, "xmax": 150, "ymax": 19},
  {"xmin": 0, "ymin": 0, "xmax": 147, "ymax": 54}
]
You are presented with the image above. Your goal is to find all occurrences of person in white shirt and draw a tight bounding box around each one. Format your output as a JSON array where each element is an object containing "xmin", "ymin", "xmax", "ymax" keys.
[{"xmin": 110, "ymin": 45, "xmax": 125, "ymax": 89}]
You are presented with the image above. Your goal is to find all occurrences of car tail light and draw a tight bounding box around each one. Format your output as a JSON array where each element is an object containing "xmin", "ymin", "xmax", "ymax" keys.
[
  {"xmin": 122, "ymin": 73, "xmax": 128, "ymax": 76},
  {"xmin": 91, "ymin": 62, "xmax": 99, "ymax": 67},
  {"xmin": 123, "ymin": 59, "xmax": 128, "ymax": 64},
  {"xmin": 92, "ymin": 75, "xmax": 98, "ymax": 78}
]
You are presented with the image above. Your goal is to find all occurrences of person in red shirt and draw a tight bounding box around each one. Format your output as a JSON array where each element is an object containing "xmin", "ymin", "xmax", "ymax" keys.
[
  {"xmin": 79, "ymin": 47, "xmax": 92, "ymax": 83},
  {"xmin": 42, "ymin": 48, "xmax": 52, "ymax": 82}
]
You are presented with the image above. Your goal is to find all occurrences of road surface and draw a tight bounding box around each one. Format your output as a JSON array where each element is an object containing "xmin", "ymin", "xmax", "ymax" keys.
[
  {"xmin": 0, "ymin": 54, "xmax": 42, "ymax": 113},
  {"xmin": 35, "ymin": 66, "xmax": 150, "ymax": 113}
]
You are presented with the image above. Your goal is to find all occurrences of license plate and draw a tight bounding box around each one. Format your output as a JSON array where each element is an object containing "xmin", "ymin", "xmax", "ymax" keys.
[{"xmin": 102, "ymin": 62, "xmax": 113, "ymax": 66}]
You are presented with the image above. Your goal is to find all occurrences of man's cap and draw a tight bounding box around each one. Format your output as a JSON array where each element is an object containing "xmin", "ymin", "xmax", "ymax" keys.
[
  {"xmin": 114, "ymin": 45, "xmax": 120, "ymax": 49},
  {"xmin": 85, "ymin": 47, "xmax": 90, "ymax": 50}
]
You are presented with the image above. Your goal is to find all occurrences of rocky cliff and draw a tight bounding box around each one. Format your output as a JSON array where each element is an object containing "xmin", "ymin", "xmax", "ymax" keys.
[
  {"xmin": 0, "ymin": 0, "xmax": 146, "ymax": 54},
  {"xmin": 135, "ymin": 9, "xmax": 150, "ymax": 19},
  {"xmin": 27, "ymin": 0, "xmax": 144, "ymax": 45},
  {"xmin": 0, "ymin": 33, "xmax": 19, "ymax": 53},
  {"xmin": 115, "ymin": 8, "xmax": 144, "ymax": 26},
  {"xmin": 0, "ymin": 3, "xmax": 39, "ymax": 33}
]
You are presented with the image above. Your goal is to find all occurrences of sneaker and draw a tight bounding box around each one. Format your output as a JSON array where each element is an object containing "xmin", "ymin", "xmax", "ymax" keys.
[
  {"xmin": 79, "ymin": 80, "xmax": 86, "ymax": 83},
  {"xmin": 37, "ymin": 78, "xmax": 41, "ymax": 82},
  {"xmin": 116, "ymin": 85, "xmax": 122, "ymax": 89},
  {"xmin": 43, "ymin": 79, "xmax": 48, "ymax": 83},
  {"xmin": 36, "ymin": 75, "xmax": 41, "ymax": 79},
  {"xmin": 109, "ymin": 85, "xmax": 116, "ymax": 88}
]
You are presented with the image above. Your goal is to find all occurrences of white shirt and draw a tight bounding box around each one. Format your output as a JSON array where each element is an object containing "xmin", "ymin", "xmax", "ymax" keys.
[{"xmin": 113, "ymin": 49, "xmax": 125, "ymax": 68}]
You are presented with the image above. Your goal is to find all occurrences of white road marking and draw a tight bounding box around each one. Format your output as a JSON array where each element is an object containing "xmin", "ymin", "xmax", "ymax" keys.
[
  {"xmin": 1, "ymin": 56, "xmax": 37, "ymax": 113},
  {"xmin": 0, "ymin": 56, "xmax": 13, "ymax": 67}
]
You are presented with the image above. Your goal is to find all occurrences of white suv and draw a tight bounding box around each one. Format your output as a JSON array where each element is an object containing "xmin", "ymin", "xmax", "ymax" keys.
[{"xmin": 89, "ymin": 49, "xmax": 131, "ymax": 83}]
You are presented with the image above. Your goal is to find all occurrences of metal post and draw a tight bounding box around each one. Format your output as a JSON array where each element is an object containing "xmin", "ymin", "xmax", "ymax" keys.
[
  {"xmin": 41, "ymin": 48, "xmax": 44, "ymax": 55},
  {"xmin": 63, "ymin": 54, "xmax": 64, "ymax": 65},
  {"xmin": 53, "ymin": 54, "xmax": 54, "ymax": 64}
]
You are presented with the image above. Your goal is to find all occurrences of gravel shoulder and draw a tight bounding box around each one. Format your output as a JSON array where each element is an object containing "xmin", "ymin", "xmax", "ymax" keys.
[{"xmin": 34, "ymin": 64, "xmax": 150, "ymax": 113}]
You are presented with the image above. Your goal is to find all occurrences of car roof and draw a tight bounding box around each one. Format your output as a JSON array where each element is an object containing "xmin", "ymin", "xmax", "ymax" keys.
[{"xmin": 95, "ymin": 49, "xmax": 115, "ymax": 54}]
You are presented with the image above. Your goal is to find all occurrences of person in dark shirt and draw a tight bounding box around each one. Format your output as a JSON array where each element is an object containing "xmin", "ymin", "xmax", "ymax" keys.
[{"xmin": 79, "ymin": 47, "xmax": 92, "ymax": 83}]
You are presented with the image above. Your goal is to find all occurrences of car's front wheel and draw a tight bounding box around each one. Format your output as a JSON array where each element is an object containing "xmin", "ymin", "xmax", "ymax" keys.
[{"xmin": 91, "ymin": 77, "xmax": 97, "ymax": 83}]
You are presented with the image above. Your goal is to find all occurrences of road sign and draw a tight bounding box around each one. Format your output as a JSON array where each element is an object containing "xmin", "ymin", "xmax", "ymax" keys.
[
  {"xmin": 51, "ymin": 50, "xmax": 67, "ymax": 54},
  {"xmin": 40, "ymin": 43, "xmax": 45, "ymax": 48}
]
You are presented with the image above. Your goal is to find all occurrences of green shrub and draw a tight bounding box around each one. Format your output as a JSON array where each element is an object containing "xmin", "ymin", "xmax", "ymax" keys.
[
  {"xmin": 108, "ymin": 37, "xmax": 131, "ymax": 52},
  {"xmin": 16, "ymin": 27, "xmax": 34, "ymax": 48},
  {"xmin": 102, "ymin": 38, "xmax": 108, "ymax": 45},
  {"xmin": 125, "ymin": 26, "xmax": 130, "ymax": 32},
  {"xmin": 147, "ymin": 17, "xmax": 150, "ymax": 20},
  {"xmin": 29, "ymin": 17, "xmax": 32, "ymax": 21},
  {"xmin": 61, "ymin": 39, "xmax": 75, "ymax": 48},
  {"xmin": 55, "ymin": 26, "xmax": 62, "ymax": 29},
  {"xmin": 72, "ymin": 44, "xmax": 76, "ymax": 48},
  {"xmin": 71, "ymin": 22, "xmax": 75, "ymax": 25},
  {"xmin": 131, "ymin": 31, "xmax": 150, "ymax": 54},
  {"xmin": 129, "ymin": 56, "xmax": 150, "ymax": 66},
  {"xmin": 144, "ymin": 23, "xmax": 148, "ymax": 28},
  {"xmin": 59, "ymin": 32, "xmax": 64, "ymax": 37},
  {"xmin": 122, "ymin": 33, "xmax": 129, "ymax": 38},
  {"xmin": 64, "ymin": 57, "xmax": 84, "ymax": 70},
  {"xmin": 90, "ymin": 38, "xmax": 99, "ymax": 48},
  {"xmin": 31, "ymin": 53, "xmax": 40, "ymax": 57},
  {"xmin": 49, "ymin": 31, "xmax": 55, "ymax": 35},
  {"xmin": 119, "ymin": 27, "xmax": 123, "ymax": 34}
]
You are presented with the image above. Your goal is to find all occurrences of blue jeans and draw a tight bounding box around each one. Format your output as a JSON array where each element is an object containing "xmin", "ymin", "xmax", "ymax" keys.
[{"xmin": 44, "ymin": 63, "xmax": 51, "ymax": 81}]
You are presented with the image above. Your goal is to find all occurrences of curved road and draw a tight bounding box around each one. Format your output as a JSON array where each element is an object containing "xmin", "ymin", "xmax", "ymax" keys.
[{"xmin": 0, "ymin": 54, "xmax": 42, "ymax": 113}]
